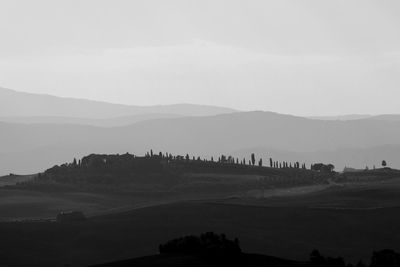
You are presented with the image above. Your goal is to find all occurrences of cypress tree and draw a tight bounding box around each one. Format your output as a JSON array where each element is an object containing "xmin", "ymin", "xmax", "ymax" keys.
[{"xmin": 251, "ymin": 153, "xmax": 256, "ymax": 166}]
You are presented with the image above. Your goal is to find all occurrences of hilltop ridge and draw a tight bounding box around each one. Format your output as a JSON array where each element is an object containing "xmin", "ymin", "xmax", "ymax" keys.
[{"xmin": 0, "ymin": 87, "xmax": 237, "ymax": 118}]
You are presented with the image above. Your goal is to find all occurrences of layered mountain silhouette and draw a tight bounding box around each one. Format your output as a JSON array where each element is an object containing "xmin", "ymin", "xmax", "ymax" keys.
[
  {"xmin": 308, "ymin": 114, "xmax": 373, "ymax": 121},
  {"xmin": 0, "ymin": 87, "xmax": 236, "ymax": 118},
  {"xmin": 1, "ymin": 109, "xmax": 400, "ymax": 174},
  {"xmin": 0, "ymin": 114, "xmax": 183, "ymax": 127},
  {"xmin": 310, "ymin": 114, "xmax": 400, "ymax": 121}
]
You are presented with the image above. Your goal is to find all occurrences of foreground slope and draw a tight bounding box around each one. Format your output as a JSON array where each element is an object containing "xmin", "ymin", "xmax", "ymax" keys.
[
  {"xmin": 1, "ymin": 198, "xmax": 400, "ymax": 266},
  {"xmin": 93, "ymin": 252, "xmax": 315, "ymax": 267}
]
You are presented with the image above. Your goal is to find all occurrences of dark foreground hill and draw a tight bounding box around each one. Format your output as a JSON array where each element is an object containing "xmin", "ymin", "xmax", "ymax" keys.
[
  {"xmin": 93, "ymin": 252, "xmax": 315, "ymax": 267},
  {"xmin": 94, "ymin": 249, "xmax": 400, "ymax": 267},
  {"xmin": 93, "ymin": 232, "xmax": 314, "ymax": 267},
  {"xmin": 1, "ymin": 199, "xmax": 400, "ymax": 266},
  {"xmin": 95, "ymin": 232, "xmax": 400, "ymax": 267}
]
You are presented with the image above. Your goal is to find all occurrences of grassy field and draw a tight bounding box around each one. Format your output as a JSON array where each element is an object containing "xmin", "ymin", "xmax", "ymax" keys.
[
  {"xmin": 1, "ymin": 170, "xmax": 400, "ymax": 266},
  {"xmin": 224, "ymin": 178, "xmax": 400, "ymax": 208},
  {"xmin": 0, "ymin": 188, "xmax": 230, "ymax": 221},
  {"xmin": 0, "ymin": 202, "xmax": 399, "ymax": 266},
  {"xmin": 1, "ymin": 179, "xmax": 400, "ymax": 266},
  {"xmin": 0, "ymin": 168, "xmax": 331, "ymax": 221}
]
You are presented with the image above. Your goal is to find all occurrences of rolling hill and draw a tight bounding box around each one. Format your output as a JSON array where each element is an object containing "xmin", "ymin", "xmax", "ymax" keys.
[{"xmin": 1, "ymin": 153, "xmax": 400, "ymax": 266}]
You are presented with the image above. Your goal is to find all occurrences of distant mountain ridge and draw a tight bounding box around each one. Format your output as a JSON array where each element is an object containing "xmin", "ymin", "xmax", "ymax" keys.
[
  {"xmin": 1, "ymin": 111, "xmax": 400, "ymax": 175},
  {"xmin": 0, "ymin": 113, "xmax": 183, "ymax": 127},
  {"xmin": 309, "ymin": 114, "xmax": 373, "ymax": 121},
  {"xmin": 2, "ymin": 86, "xmax": 400, "ymax": 123},
  {"xmin": 366, "ymin": 114, "xmax": 400, "ymax": 121},
  {"xmin": 2, "ymin": 87, "xmax": 400, "ymax": 175},
  {"xmin": 0, "ymin": 87, "xmax": 237, "ymax": 118},
  {"xmin": 309, "ymin": 114, "xmax": 400, "ymax": 121}
]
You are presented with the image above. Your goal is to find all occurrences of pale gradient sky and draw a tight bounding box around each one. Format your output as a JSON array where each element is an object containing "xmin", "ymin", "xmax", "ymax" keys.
[{"xmin": 0, "ymin": 0, "xmax": 399, "ymax": 116}]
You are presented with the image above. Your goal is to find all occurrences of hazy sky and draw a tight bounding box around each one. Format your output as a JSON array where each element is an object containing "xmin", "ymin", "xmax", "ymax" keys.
[{"xmin": 0, "ymin": 0, "xmax": 399, "ymax": 116}]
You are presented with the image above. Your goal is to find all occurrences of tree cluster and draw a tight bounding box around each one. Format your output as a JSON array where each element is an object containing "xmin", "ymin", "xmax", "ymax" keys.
[
  {"xmin": 268, "ymin": 157, "xmax": 307, "ymax": 170},
  {"xmin": 159, "ymin": 232, "xmax": 241, "ymax": 255},
  {"xmin": 311, "ymin": 163, "xmax": 335, "ymax": 173}
]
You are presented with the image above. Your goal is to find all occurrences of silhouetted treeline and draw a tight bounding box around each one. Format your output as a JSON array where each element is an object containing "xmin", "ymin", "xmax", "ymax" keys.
[
  {"xmin": 47, "ymin": 150, "xmax": 323, "ymax": 172},
  {"xmin": 159, "ymin": 234, "xmax": 400, "ymax": 267},
  {"xmin": 159, "ymin": 232, "xmax": 241, "ymax": 255},
  {"xmin": 157, "ymin": 234, "xmax": 400, "ymax": 267},
  {"xmin": 19, "ymin": 151, "xmax": 337, "ymax": 188},
  {"xmin": 92, "ymin": 232, "xmax": 400, "ymax": 267}
]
